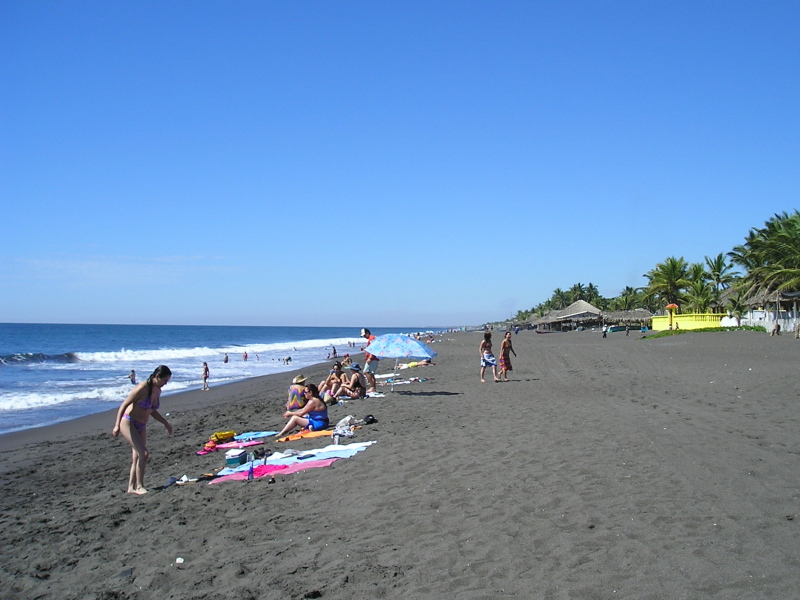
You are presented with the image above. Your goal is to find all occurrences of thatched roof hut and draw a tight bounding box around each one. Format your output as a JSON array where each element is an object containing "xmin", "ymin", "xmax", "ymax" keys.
[{"xmin": 600, "ymin": 309, "xmax": 653, "ymax": 324}]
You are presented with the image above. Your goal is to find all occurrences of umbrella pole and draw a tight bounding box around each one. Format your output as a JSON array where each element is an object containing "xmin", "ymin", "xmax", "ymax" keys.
[{"xmin": 391, "ymin": 358, "xmax": 399, "ymax": 392}]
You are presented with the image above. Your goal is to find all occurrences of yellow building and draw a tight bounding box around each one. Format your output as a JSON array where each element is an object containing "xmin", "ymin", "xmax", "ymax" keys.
[{"xmin": 651, "ymin": 313, "xmax": 723, "ymax": 331}]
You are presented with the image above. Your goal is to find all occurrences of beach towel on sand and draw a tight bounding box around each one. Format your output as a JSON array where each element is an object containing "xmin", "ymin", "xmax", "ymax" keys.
[
  {"xmin": 276, "ymin": 429, "xmax": 332, "ymax": 443},
  {"xmin": 217, "ymin": 441, "xmax": 376, "ymax": 476},
  {"xmin": 234, "ymin": 431, "xmax": 277, "ymax": 441},
  {"xmin": 209, "ymin": 458, "xmax": 340, "ymax": 484}
]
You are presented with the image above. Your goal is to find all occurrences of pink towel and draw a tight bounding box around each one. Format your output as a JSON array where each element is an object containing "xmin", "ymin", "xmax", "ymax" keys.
[{"xmin": 208, "ymin": 458, "xmax": 340, "ymax": 484}]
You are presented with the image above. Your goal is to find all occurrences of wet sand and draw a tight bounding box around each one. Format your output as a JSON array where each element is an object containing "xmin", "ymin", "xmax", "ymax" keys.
[{"xmin": 1, "ymin": 330, "xmax": 799, "ymax": 599}]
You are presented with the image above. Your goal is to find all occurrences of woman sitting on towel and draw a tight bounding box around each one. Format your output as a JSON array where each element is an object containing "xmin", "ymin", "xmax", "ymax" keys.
[
  {"xmin": 277, "ymin": 383, "xmax": 330, "ymax": 437},
  {"xmin": 337, "ymin": 362, "xmax": 368, "ymax": 399},
  {"xmin": 319, "ymin": 361, "xmax": 345, "ymax": 400}
]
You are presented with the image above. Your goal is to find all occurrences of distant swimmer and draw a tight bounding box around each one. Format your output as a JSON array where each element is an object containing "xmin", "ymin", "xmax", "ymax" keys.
[
  {"xmin": 128, "ymin": 370, "xmax": 136, "ymax": 385},
  {"xmin": 243, "ymin": 351, "xmax": 248, "ymax": 361},
  {"xmin": 223, "ymin": 353, "xmax": 229, "ymax": 364}
]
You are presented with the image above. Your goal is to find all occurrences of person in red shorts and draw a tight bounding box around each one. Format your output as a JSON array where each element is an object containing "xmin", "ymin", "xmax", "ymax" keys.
[{"xmin": 361, "ymin": 328, "xmax": 379, "ymax": 393}]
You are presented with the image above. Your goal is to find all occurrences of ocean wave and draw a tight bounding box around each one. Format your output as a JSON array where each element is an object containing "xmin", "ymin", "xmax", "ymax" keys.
[
  {"xmin": 0, "ymin": 385, "xmax": 128, "ymax": 411},
  {"xmin": 71, "ymin": 336, "xmax": 359, "ymax": 364},
  {"xmin": 0, "ymin": 378, "xmax": 201, "ymax": 412},
  {"xmin": 0, "ymin": 352, "xmax": 80, "ymax": 366},
  {"xmin": 74, "ymin": 347, "xmax": 217, "ymax": 363}
]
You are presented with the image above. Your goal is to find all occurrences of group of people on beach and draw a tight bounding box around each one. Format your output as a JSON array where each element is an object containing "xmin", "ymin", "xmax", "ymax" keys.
[
  {"xmin": 479, "ymin": 330, "xmax": 516, "ymax": 382},
  {"xmin": 111, "ymin": 328, "xmax": 388, "ymax": 493}
]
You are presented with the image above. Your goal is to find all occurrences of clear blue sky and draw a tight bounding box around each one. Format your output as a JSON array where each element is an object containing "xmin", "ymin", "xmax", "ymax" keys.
[{"xmin": 2, "ymin": 2, "xmax": 798, "ymax": 327}]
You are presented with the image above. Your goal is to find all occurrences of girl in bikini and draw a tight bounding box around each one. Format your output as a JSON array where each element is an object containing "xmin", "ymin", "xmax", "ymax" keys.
[
  {"xmin": 112, "ymin": 365, "xmax": 173, "ymax": 494},
  {"xmin": 479, "ymin": 331, "xmax": 500, "ymax": 383}
]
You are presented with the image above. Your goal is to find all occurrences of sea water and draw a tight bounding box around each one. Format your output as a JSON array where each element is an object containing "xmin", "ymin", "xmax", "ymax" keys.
[{"xmin": 0, "ymin": 323, "xmax": 441, "ymax": 435}]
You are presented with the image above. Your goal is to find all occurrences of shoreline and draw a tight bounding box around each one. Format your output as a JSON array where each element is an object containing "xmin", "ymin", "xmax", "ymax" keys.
[{"xmin": 0, "ymin": 353, "xmax": 362, "ymax": 465}]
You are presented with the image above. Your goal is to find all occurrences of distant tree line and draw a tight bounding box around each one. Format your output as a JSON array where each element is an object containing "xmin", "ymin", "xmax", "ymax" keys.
[{"xmin": 512, "ymin": 210, "xmax": 800, "ymax": 323}]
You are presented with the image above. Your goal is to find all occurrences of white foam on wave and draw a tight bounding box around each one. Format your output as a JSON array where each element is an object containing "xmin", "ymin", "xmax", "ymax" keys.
[
  {"xmin": 72, "ymin": 336, "xmax": 359, "ymax": 364},
  {"xmin": 74, "ymin": 347, "xmax": 218, "ymax": 363},
  {"xmin": 0, "ymin": 385, "xmax": 128, "ymax": 411}
]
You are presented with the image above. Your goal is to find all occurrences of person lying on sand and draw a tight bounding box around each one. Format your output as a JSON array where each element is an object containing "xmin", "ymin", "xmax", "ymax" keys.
[{"xmin": 277, "ymin": 384, "xmax": 330, "ymax": 437}]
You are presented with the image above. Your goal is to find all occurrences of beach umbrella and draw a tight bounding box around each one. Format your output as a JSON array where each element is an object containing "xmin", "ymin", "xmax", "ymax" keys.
[
  {"xmin": 363, "ymin": 334, "xmax": 437, "ymax": 391},
  {"xmin": 665, "ymin": 303, "xmax": 679, "ymax": 329}
]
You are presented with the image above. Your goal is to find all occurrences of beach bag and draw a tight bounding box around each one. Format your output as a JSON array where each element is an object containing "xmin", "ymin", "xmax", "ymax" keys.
[
  {"xmin": 210, "ymin": 430, "xmax": 236, "ymax": 444},
  {"xmin": 332, "ymin": 415, "xmax": 357, "ymax": 439}
]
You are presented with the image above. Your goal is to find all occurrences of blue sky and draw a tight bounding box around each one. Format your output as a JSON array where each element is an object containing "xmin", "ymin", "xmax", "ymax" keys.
[{"xmin": 2, "ymin": 1, "xmax": 798, "ymax": 327}]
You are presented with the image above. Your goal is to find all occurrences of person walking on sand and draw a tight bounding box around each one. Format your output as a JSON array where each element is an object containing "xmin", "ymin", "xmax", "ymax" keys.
[
  {"xmin": 499, "ymin": 331, "xmax": 517, "ymax": 382},
  {"xmin": 202, "ymin": 362, "xmax": 210, "ymax": 391},
  {"xmin": 111, "ymin": 365, "xmax": 173, "ymax": 494},
  {"xmin": 361, "ymin": 328, "xmax": 380, "ymax": 393},
  {"xmin": 480, "ymin": 331, "xmax": 500, "ymax": 383}
]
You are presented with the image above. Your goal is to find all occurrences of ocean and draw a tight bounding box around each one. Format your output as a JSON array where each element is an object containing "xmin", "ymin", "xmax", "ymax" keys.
[{"xmin": 0, "ymin": 323, "xmax": 442, "ymax": 435}]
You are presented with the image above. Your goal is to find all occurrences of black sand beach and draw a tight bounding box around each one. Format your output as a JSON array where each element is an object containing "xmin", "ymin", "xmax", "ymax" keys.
[{"xmin": 1, "ymin": 330, "xmax": 799, "ymax": 599}]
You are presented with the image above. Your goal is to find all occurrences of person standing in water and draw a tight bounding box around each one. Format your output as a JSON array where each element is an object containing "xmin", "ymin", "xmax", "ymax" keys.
[
  {"xmin": 127, "ymin": 370, "xmax": 136, "ymax": 385},
  {"xmin": 112, "ymin": 365, "xmax": 173, "ymax": 494},
  {"xmin": 202, "ymin": 362, "xmax": 210, "ymax": 391}
]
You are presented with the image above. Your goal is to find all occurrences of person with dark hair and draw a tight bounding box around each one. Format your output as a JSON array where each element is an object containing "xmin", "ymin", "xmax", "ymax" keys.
[
  {"xmin": 319, "ymin": 361, "xmax": 345, "ymax": 399},
  {"xmin": 277, "ymin": 383, "xmax": 329, "ymax": 437},
  {"xmin": 498, "ymin": 331, "xmax": 517, "ymax": 382},
  {"xmin": 338, "ymin": 362, "xmax": 368, "ymax": 399},
  {"xmin": 202, "ymin": 362, "xmax": 210, "ymax": 391},
  {"xmin": 361, "ymin": 328, "xmax": 379, "ymax": 393},
  {"xmin": 479, "ymin": 331, "xmax": 500, "ymax": 383},
  {"xmin": 112, "ymin": 365, "xmax": 173, "ymax": 494}
]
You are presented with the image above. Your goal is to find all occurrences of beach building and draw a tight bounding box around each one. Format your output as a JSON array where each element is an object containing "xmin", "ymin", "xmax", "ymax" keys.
[
  {"xmin": 736, "ymin": 290, "xmax": 800, "ymax": 333},
  {"xmin": 531, "ymin": 301, "xmax": 652, "ymax": 332}
]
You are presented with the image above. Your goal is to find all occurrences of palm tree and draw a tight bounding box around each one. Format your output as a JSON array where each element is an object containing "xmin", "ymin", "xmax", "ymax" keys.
[
  {"xmin": 585, "ymin": 282, "xmax": 601, "ymax": 304},
  {"xmin": 569, "ymin": 283, "xmax": 586, "ymax": 303},
  {"xmin": 614, "ymin": 286, "xmax": 640, "ymax": 311},
  {"xmin": 730, "ymin": 211, "xmax": 800, "ymax": 296},
  {"xmin": 644, "ymin": 256, "xmax": 690, "ymax": 308},
  {"xmin": 705, "ymin": 252, "xmax": 740, "ymax": 292},
  {"xmin": 684, "ymin": 279, "xmax": 714, "ymax": 313},
  {"xmin": 688, "ymin": 262, "xmax": 708, "ymax": 284},
  {"xmin": 534, "ymin": 300, "xmax": 552, "ymax": 317},
  {"xmin": 551, "ymin": 288, "xmax": 570, "ymax": 310},
  {"xmin": 726, "ymin": 290, "xmax": 747, "ymax": 326}
]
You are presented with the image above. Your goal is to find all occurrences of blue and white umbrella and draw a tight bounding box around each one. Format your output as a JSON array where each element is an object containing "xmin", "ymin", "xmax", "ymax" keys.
[{"xmin": 364, "ymin": 334, "xmax": 437, "ymax": 391}]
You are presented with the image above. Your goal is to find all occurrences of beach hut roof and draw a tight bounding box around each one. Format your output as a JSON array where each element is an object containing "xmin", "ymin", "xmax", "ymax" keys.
[
  {"xmin": 734, "ymin": 288, "xmax": 800, "ymax": 307},
  {"xmin": 556, "ymin": 300, "xmax": 601, "ymax": 320},
  {"xmin": 601, "ymin": 309, "xmax": 653, "ymax": 323}
]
